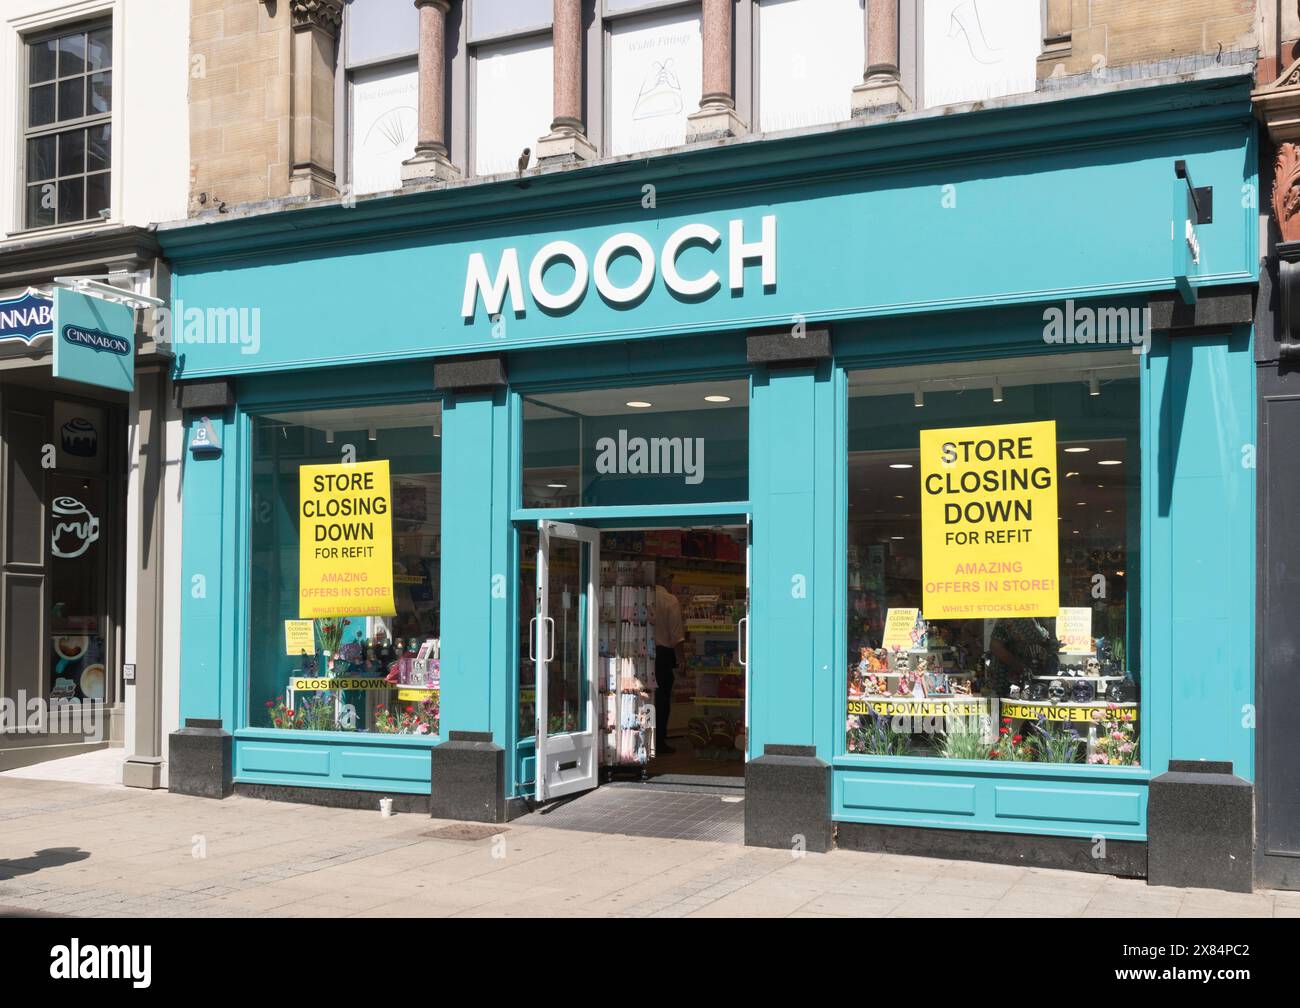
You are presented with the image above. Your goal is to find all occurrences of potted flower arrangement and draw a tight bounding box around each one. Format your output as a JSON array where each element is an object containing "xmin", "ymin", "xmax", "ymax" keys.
[
  {"xmin": 1089, "ymin": 706, "xmax": 1139, "ymax": 765},
  {"xmin": 371, "ymin": 695, "xmax": 440, "ymax": 735},
  {"xmin": 266, "ymin": 698, "xmax": 304, "ymax": 729},
  {"xmin": 987, "ymin": 716, "xmax": 1033, "ymax": 761},
  {"xmin": 315, "ymin": 617, "xmax": 350, "ymax": 673}
]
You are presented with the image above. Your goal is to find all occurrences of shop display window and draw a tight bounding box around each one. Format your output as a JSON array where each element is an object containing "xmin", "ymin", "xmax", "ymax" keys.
[
  {"xmin": 248, "ymin": 402, "xmax": 442, "ymax": 736},
  {"xmin": 845, "ymin": 352, "xmax": 1140, "ymax": 766},
  {"xmin": 521, "ymin": 378, "xmax": 748, "ymax": 508}
]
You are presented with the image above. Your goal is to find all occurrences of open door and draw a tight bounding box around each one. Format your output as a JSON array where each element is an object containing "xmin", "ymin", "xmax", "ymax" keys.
[
  {"xmin": 741, "ymin": 516, "xmax": 751, "ymax": 761},
  {"xmin": 533, "ymin": 520, "xmax": 600, "ymax": 802}
]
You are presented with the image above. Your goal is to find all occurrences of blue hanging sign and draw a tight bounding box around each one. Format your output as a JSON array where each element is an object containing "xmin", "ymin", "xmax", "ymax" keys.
[
  {"xmin": 52, "ymin": 287, "xmax": 135, "ymax": 391},
  {"xmin": 0, "ymin": 288, "xmax": 54, "ymax": 344}
]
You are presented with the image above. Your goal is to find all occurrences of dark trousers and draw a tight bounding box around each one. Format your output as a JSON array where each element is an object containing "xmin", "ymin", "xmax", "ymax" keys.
[{"xmin": 655, "ymin": 645, "xmax": 677, "ymax": 745}]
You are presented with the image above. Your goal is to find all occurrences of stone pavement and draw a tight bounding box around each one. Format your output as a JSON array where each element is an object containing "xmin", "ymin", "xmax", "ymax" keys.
[{"xmin": 0, "ymin": 775, "xmax": 1295, "ymax": 918}]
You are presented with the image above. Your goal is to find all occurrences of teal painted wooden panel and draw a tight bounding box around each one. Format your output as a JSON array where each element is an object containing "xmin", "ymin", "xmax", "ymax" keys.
[
  {"xmin": 167, "ymin": 126, "xmax": 1254, "ymax": 379},
  {"xmin": 239, "ymin": 744, "xmax": 331, "ymax": 777},
  {"xmin": 1160, "ymin": 334, "xmax": 1255, "ymax": 778},
  {"xmin": 337, "ymin": 750, "xmax": 431, "ymax": 784},
  {"xmin": 994, "ymin": 785, "xmax": 1144, "ymax": 826},
  {"xmin": 834, "ymin": 769, "xmax": 1148, "ymax": 840},
  {"xmin": 179, "ymin": 413, "xmax": 231, "ymax": 723},
  {"xmin": 439, "ymin": 392, "xmax": 499, "ymax": 736},
  {"xmin": 841, "ymin": 777, "xmax": 979, "ymax": 816}
]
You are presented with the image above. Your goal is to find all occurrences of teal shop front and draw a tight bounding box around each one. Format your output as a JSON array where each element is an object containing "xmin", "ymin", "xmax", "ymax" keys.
[{"xmin": 159, "ymin": 70, "xmax": 1258, "ymax": 869}]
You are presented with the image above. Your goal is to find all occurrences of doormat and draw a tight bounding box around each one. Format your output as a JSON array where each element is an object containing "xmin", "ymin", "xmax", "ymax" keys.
[
  {"xmin": 516, "ymin": 786, "xmax": 744, "ymax": 844},
  {"xmin": 422, "ymin": 823, "xmax": 510, "ymax": 842}
]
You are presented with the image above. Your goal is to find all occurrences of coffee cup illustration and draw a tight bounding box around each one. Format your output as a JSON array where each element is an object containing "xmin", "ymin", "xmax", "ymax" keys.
[{"xmin": 50, "ymin": 496, "xmax": 99, "ymax": 559}]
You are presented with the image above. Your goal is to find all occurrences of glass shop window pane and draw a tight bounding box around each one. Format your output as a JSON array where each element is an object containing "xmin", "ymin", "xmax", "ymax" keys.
[
  {"xmin": 87, "ymin": 25, "xmax": 112, "ymax": 71},
  {"xmin": 845, "ymin": 351, "xmax": 1141, "ymax": 767},
  {"xmin": 469, "ymin": 0, "xmax": 552, "ymax": 42},
  {"xmin": 473, "ymin": 34, "xmax": 553, "ymax": 175},
  {"xmin": 346, "ymin": 0, "xmax": 419, "ymax": 65},
  {"xmin": 29, "ymin": 83, "xmax": 56, "ymax": 128},
  {"xmin": 57, "ymin": 176, "xmax": 84, "ymax": 223},
  {"xmin": 58, "ymin": 31, "xmax": 86, "ymax": 76},
  {"xmin": 27, "ymin": 134, "xmax": 56, "ymax": 181},
  {"xmin": 922, "ymin": 0, "xmax": 1041, "ymax": 108},
  {"xmin": 608, "ymin": 5, "xmax": 702, "ymax": 156},
  {"xmin": 757, "ymin": 0, "xmax": 863, "ymax": 132},
  {"xmin": 29, "ymin": 37, "xmax": 57, "ymax": 83},
  {"xmin": 27, "ymin": 183, "xmax": 55, "ymax": 228},
  {"xmin": 349, "ymin": 59, "xmax": 418, "ymax": 196},
  {"xmin": 248, "ymin": 403, "xmax": 443, "ymax": 737},
  {"xmin": 521, "ymin": 378, "xmax": 749, "ymax": 508}
]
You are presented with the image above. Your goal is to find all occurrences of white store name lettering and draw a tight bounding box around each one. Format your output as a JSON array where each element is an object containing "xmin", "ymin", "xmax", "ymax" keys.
[{"xmin": 461, "ymin": 215, "xmax": 777, "ymax": 319}]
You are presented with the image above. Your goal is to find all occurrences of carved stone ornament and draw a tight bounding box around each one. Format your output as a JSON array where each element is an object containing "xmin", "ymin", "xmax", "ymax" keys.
[
  {"xmin": 290, "ymin": 0, "xmax": 344, "ymax": 31},
  {"xmin": 1273, "ymin": 144, "xmax": 1300, "ymax": 242}
]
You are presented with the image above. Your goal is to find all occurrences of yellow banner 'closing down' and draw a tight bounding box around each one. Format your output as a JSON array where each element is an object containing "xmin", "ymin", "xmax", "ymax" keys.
[
  {"xmin": 920, "ymin": 420, "xmax": 1059, "ymax": 620},
  {"xmin": 298, "ymin": 459, "xmax": 396, "ymax": 619}
]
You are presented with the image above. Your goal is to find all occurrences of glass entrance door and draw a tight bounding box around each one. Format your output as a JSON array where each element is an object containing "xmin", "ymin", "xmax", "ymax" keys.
[{"xmin": 534, "ymin": 520, "xmax": 600, "ymax": 801}]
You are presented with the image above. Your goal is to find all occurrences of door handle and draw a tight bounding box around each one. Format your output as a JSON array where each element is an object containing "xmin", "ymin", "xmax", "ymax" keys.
[
  {"xmin": 545, "ymin": 616, "xmax": 556, "ymax": 662},
  {"xmin": 528, "ymin": 616, "xmax": 538, "ymax": 662},
  {"xmin": 737, "ymin": 616, "xmax": 749, "ymax": 668}
]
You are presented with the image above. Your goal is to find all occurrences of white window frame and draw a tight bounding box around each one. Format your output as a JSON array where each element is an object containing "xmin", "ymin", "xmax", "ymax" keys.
[{"xmin": 4, "ymin": 0, "xmax": 119, "ymax": 241}]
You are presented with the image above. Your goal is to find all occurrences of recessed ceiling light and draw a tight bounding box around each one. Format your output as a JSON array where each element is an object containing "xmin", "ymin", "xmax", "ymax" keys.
[
  {"xmin": 1065, "ymin": 471, "xmax": 1079, "ymax": 478},
  {"xmin": 1098, "ymin": 459, "xmax": 1123, "ymax": 466},
  {"xmin": 1076, "ymin": 501, "xmax": 1087, "ymax": 506},
  {"xmin": 626, "ymin": 400, "xmax": 653, "ymax": 408},
  {"xmin": 894, "ymin": 495, "xmax": 905, "ymax": 500},
  {"xmin": 889, "ymin": 463, "xmax": 913, "ymax": 470},
  {"xmin": 1071, "ymin": 529, "xmax": 1080, "ymax": 535},
  {"xmin": 547, "ymin": 483, "xmax": 568, "ymax": 489},
  {"xmin": 1064, "ymin": 446, "xmax": 1090, "ymax": 453},
  {"xmin": 704, "ymin": 394, "xmax": 732, "ymax": 403},
  {"xmin": 890, "ymin": 536, "xmax": 904, "ymax": 540}
]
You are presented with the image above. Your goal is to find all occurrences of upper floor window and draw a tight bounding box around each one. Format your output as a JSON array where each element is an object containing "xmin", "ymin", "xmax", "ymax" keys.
[
  {"xmin": 607, "ymin": 2, "xmax": 702, "ymax": 157},
  {"xmin": 344, "ymin": 0, "xmax": 419, "ymax": 196},
  {"xmin": 469, "ymin": 0, "xmax": 553, "ymax": 176},
  {"xmin": 23, "ymin": 21, "xmax": 112, "ymax": 229},
  {"xmin": 756, "ymin": 0, "xmax": 864, "ymax": 132},
  {"xmin": 921, "ymin": 0, "xmax": 1040, "ymax": 107}
]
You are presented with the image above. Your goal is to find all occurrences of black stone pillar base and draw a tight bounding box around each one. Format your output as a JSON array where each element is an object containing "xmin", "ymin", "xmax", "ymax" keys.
[
  {"xmin": 1148, "ymin": 760, "xmax": 1253, "ymax": 892},
  {"xmin": 167, "ymin": 718, "xmax": 233, "ymax": 799},
  {"xmin": 744, "ymin": 744, "xmax": 832, "ymax": 853},
  {"xmin": 429, "ymin": 730, "xmax": 507, "ymax": 823}
]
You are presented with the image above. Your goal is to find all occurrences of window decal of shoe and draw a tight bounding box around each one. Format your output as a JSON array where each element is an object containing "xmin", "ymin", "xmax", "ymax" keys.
[
  {"xmin": 633, "ymin": 59, "xmax": 683, "ymax": 120},
  {"xmin": 947, "ymin": 0, "xmax": 1005, "ymax": 66}
]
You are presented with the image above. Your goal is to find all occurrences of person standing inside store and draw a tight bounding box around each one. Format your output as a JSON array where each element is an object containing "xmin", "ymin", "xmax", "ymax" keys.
[{"xmin": 653, "ymin": 567, "xmax": 686, "ymax": 754}]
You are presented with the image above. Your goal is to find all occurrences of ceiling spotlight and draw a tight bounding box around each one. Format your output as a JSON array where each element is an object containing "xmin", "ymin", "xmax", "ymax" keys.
[
  {"xmin": 368, "ymin": 427, "xmax": 377, "ymax": 441},
  {"xmin": 889, "ymin": 463, "xmax": 913, "ymax": 470},
  {"xmin": 626, "ymin": 400, "xmax": 653, "ymax": 409},
  {"xmin": 325, "ymin": 429, "xmax": 335, "ymax": 444},
  {"xmin": 1088, "ymin": 371, "xmax": 1100, "ymax": 396},
  {"xmin": 1065, "ymin": 471, "xmax": 1079, "ymax": 478},
  {"xmin": 704, "ymin": 394, "xmax": 731, "ymax": 403},
  {"xmin": 546, "ymin": 483, "xmax": 567, "ymax": 489},
  {"xmin": 1064, "ymin": 446, "xmax": 1090, "ymax": 453},
  {"xmin": 1098, "ymin": 459, "xmax": 1123, "ymax": 466},
  {"xmin": 992, "ymin": 378, "xmax": 1003, "ymax": 404},
  {"xmin": 913, "ymin": 384, "xmax": 924, "ymax": 408}
]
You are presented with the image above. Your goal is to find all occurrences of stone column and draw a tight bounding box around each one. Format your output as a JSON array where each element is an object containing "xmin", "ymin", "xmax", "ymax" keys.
[
  {"xmin": 537, "ymin": 0, "xmax": 597, "ymax": 164},
  {"xmin": 402, "ymin": 0, "xmax": 460, "ymax": 184},
  {"xmin": 687, "ymin": 0, "xmax": 745, "ymax": 140},
  {"xmin": 852, "ymin": 0, "xmax": 911, "ymax": 116},
  {"xmin": 289, "ymin": 0, "xmax": 342, "ymax": 197}
]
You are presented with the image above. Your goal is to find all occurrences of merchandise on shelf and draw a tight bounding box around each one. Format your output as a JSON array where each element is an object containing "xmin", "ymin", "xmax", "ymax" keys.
[{"xmin": 599, "ymin": 560, "xmax": 657, "ymax": 767}]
